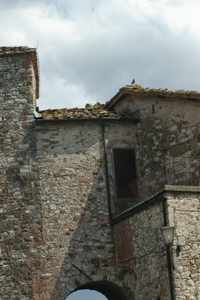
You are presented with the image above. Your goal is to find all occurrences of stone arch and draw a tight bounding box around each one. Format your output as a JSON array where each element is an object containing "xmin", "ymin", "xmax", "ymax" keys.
[{"xmin": 68, "ymin": 280, "xmax": 127, "ymax": 300}]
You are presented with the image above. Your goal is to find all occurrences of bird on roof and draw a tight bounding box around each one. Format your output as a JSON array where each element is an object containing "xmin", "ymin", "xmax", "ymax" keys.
[{"xmin": 131, "ymin": 78, "xmax": 135, "ymax": 84}]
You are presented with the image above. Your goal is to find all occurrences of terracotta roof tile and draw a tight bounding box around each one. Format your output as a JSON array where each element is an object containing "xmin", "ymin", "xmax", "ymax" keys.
[{"xmin": 38, "ymin": 103, "xmax": 123, "ymax": 120}]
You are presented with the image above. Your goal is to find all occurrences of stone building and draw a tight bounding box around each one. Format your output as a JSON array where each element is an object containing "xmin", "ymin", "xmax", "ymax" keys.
[{"xmin": 0, "ymin": 47, "xmax": 200, "ymax": 300}]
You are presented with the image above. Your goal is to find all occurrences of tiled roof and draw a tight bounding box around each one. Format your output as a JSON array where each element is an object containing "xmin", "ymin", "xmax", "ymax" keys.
[
  {"xmin": 38, "ymin": 103, "xmax": 123, "ymax": 120},
  {"xmin": 106, "ymin": 84, "xmax": 200, "ymax": 109},
  {"xmin": 0, "ymin": 46, "xmax": 39, "ymax": 99}
]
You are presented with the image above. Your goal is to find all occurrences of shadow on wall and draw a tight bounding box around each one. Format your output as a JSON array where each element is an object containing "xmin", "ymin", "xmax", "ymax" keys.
[
  {"xmin": 32, "ymin": 123, "xmax": 134, "ymax": 300},
  {"xmin": 34, "ymin": 118, "xmax": 200, "ymax": 300},
  {"xmin": 49, "ymin": 160, "xmax": 132, "ymax": 300},
  {"xmin": 1, "ymin": 120, "xmax": 43, "ymax": 299}
]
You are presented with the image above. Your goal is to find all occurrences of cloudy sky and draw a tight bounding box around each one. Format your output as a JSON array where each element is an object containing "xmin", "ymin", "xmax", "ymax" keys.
[
  {"xmin": 67, "ymin": 289, "xmax": 107, "ymax": 300},
  {"xmin": 1, "ymin": 0, "xmax": 200, "ymax": 110}
]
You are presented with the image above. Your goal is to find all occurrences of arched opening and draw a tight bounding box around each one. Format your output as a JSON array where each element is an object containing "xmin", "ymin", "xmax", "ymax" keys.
[
  {"xmin": 66, "ymin": 289, "xmax": 107, "ymax": 300},
  {"xmin": 65, "ymin": 281, "xmax": 127, "ymax": 300}
]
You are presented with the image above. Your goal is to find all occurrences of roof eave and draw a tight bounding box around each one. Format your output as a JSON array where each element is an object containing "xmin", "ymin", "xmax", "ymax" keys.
[
  {"xmin": 105, "ymin": 89, "xmax": 130, "ymax": 109},
  {"xmin": 106, "ymin": 87, "xmax": 200, "ymax": 110},
  {"xmin": 34, "ymin": 116, "xmax": 139, "ymax": 123}
]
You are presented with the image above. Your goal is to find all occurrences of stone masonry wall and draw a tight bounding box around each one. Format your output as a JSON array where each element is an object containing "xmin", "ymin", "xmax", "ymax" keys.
[
  {"xmin": 31, "ymin": 105, "xmax": 200, "ymax": 300},
  {"xmin": 112, "ymin": 188, "xmax": 200, "ymax": 300},
  {"xmin": 0, "ymin": 53, "xmax": 38, "ymax": 299},
  {"xmin": 1, "ymin": 49, "xmax": 200, "ymax": 300},
  {"xmin": 33, "ymin": 121, "xmax": 134, "ymax": 300},
  {"xmin": 114, "ymin": 95, "xmax": 200, "ymax": 203},
  {"xmin": 166, "ymin": 189, "xmax": 200, "ymax": 300},
  {"xmin": 113, "ymin": 197, "xmax": 171, "ymax": 300}
]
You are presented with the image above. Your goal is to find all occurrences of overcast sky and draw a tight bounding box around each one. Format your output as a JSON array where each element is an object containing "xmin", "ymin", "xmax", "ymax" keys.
[
  {"xmin": 66, "ymin": 290, "xmax": 107, "ymax": 300},
  {"xmin": 1, "ymin": 0, "xmax": 200, "ymax": 110}
]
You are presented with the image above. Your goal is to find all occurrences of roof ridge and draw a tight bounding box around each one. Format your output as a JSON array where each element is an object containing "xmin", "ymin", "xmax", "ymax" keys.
[
  {"xmin": 106, "ymin": 84, "xmax": 200, "ymax": 109},
  {"xmin": 121, "ymin": 84, "xmax": 200, "ymax": 95}
]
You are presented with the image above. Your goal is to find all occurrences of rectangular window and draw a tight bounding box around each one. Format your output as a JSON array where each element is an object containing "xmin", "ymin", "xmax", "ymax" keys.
[{"xmin": 113, "ymin": 148, "xmax": 137, "ymax": 198}]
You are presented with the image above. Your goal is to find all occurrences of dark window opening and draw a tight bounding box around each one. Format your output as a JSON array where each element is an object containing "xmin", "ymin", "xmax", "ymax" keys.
[{"xmin": 113, "ymin": 148, "xmax": 137, "ymax": 198}]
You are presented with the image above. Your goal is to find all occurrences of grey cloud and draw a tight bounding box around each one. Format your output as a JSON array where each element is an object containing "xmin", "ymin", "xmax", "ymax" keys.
[
  {"xmin": 39, "ymin": 11, "xmax": 200, "ymax": 108},
  {"xmin": 0, "ymin": 0, "xmax": 200, "ymax": 109},
  {"xmin": 0, "ymin": 0, "xmax": 48, "ymax": 8}
]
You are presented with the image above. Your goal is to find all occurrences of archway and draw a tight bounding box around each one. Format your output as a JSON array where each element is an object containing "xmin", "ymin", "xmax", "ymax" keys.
[
  {"xmin": 66, "ymin": 281, "xmax": 127, "ymax": 300},
  {"xmin": 66, "ymin": 289, "xmax": 107, "ymax": 300}
]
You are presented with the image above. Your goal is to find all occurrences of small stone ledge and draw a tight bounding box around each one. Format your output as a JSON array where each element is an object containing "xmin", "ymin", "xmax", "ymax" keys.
[
  {"xmin": 164, "ymin": 185, "xmax": 200, "ymax": 193},
  {"xmin": 111, "ymin": 190, "xmax": 164, "ymax": 225},
  {"xmin": 112, "ymin": 185, "xmax": 200, "ymax": 224}
]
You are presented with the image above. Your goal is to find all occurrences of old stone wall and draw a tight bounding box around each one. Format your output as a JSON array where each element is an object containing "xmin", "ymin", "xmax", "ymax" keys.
[
  {"xmin": 112, "ymin": 188, "xmax": 200, "ymax": 300},
  {"xmin": 114, "ymin": 95, "xmax": 200, "ymax": 202},
  {"xmin": 113, "ymin": 195, "xmax": 171, "ymax": 300},
  {"xmin": 29, "ymin": 100, "xmax": 200, "ymax": 300},
  {"xmin": 166, "ymin": 188, "xmax": 200, "ymax": 300},
  {"xmin": 0, "ymin": 53, "xmax": 38, "ymax": 299},
  {"xmin": 1, "ymin": 49, "xmax": 200, "ymax": 300},
  {"xmin": 33, "ymin": 121, "xmax": 135, "ymax": 300}
]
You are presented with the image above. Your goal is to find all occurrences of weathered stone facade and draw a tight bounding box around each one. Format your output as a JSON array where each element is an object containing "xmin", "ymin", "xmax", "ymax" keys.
[
  {"xmin": 166, "ymin": 187, "xmax": 200, "ymax": 300},
  {"xmin": 0, "ymin": 48, "xmax": 38, "ymax": 299},
  {"xmin": 0, "ymin": 47, "xmax": 200, "ymax": 300}
]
